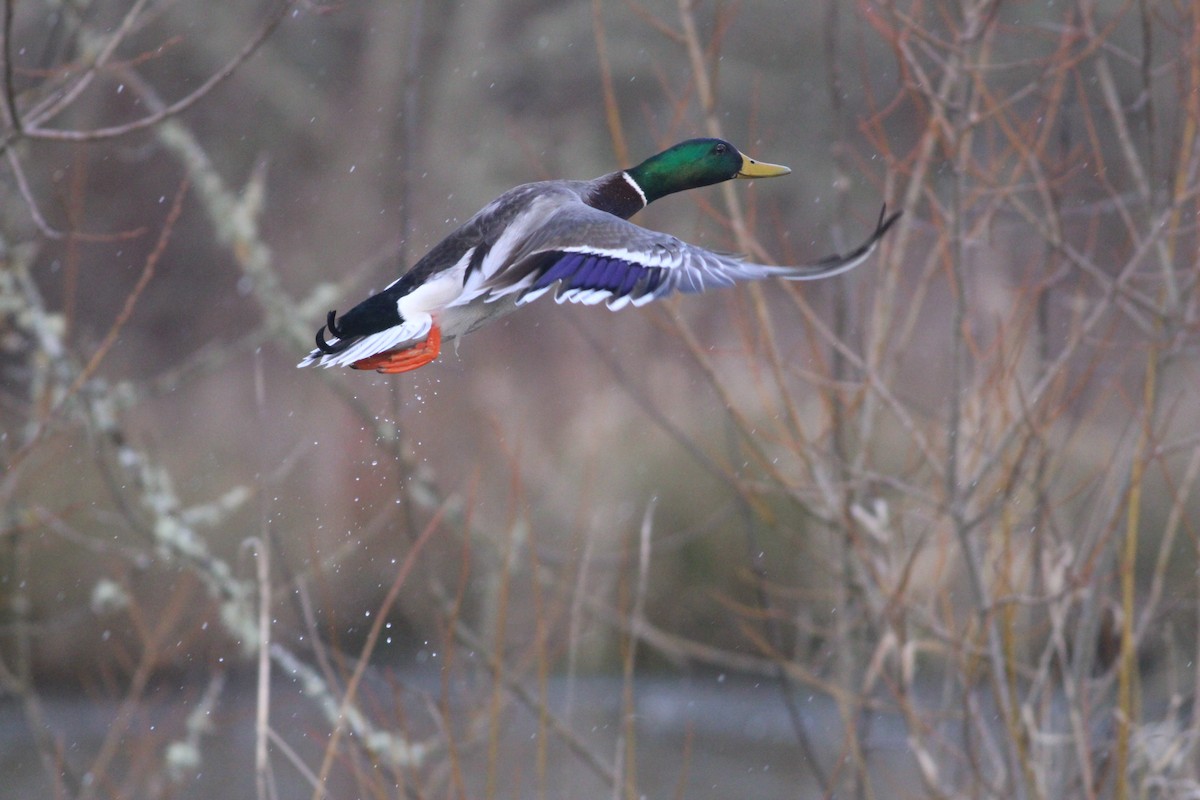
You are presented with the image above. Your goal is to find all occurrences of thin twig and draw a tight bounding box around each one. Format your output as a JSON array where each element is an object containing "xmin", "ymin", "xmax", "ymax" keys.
[
  {"xmin": 10, "ymin": 0, "xmax": 297, "ymax": 149},
  {"xmin": 310, "ymin": 504, "xmax": 445, "ymax": 800},
  {"xmin": 1, "ymin": 0, "xmax": 20, "ymax": 131},
  {"xmin": 254, "ymin": 536, "xmax": 275, "ymax": 800},
  {"xmin": 71, "ymin": 177, "xmax": 189, "ymax": 397},
  {"xmin": 17, "ymin": 0, "xmax": 154, "ymax": 130},
  {"xmin": 615, "ymin": 500, "xmax": 655, "ymax": 800}
]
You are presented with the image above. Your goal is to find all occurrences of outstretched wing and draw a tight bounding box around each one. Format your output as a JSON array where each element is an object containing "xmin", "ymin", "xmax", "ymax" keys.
[{"xmin": 465, "ymin": 204, "xmax": 900, "ymax": 311}]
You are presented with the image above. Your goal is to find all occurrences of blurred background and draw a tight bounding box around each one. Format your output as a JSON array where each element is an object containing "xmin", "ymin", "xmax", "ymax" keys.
[{"xmin": 2, "ymin": 0, "xmax": 1199, "ymax": 798}]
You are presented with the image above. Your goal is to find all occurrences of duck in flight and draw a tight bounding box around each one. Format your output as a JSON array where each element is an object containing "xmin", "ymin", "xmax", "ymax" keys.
[{"xmin": 298, "ymin": 138, "xmax": 900, "ymax": 374}]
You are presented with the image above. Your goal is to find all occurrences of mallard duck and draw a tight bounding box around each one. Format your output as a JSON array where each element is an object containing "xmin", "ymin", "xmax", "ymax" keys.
[{"xmin": 298, "ymin": 138, "xmax": 899, "ymax": 373}]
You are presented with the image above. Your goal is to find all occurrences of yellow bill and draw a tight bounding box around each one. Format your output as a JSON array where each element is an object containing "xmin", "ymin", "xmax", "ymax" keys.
[{"xmin": 736, "ymin": 154, "xmax": 791, "ymax": 179}]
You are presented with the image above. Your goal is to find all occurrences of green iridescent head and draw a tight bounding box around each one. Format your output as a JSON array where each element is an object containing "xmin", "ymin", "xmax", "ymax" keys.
[{"xmin": 625, "ymin": 138, "xmax": 791, "ymax": 204}]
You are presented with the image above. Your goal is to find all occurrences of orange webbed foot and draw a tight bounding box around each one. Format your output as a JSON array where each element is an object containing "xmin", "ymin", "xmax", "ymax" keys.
[{"xmin": 351, "ymin": 325, "xmax": 442, "ymax": 373}]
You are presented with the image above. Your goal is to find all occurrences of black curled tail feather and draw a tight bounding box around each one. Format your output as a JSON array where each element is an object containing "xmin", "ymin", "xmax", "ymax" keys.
[
  {"xmin": 312, "ymin": 289, "xmax": 408, "ymax": 355},
  {"xmin": 315, "ymin": 309, "xmax": 353, "ymax": 354},
  {"xmin": 326, "ymin": 309, "xmax": 345, "ymax": 337}
]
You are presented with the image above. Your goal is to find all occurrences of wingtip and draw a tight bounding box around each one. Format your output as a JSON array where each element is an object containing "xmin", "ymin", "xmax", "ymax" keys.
[
  {"xmin": 876, "ymin": 204, "xmax": 902, "ymax": 238},
  {"xmin": 777, "ymin": 202, "xmax": 903, "ymax": 281}
]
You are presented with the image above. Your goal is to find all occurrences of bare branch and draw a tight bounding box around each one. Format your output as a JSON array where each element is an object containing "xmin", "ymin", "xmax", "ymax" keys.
[
  {"xmin": 6, "ymin": 0, "xmax": 297, "ymax": 150},
  {"xmin": 1, "ymin": 0, "xmax": 19, "ymax": 131}
]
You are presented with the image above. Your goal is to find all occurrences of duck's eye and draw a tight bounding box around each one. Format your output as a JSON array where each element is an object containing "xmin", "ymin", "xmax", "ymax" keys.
[{"xmin": 714, "ymin": 143, "xmax": 727, "ymax": 154}]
